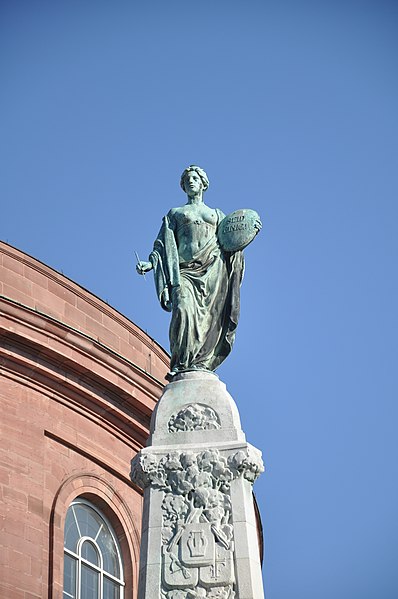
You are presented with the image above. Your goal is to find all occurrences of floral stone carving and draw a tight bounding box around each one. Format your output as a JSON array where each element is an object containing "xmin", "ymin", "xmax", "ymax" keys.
[
  {"xmin": 130, "ymin": 447, "xmax": 264, "ymax": 599},
  {"xmin": 168, "ymin": 404, "xmax": 221, "ymax": 432}
]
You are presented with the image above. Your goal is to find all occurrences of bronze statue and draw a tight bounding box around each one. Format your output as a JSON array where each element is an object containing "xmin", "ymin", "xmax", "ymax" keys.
[{"xmin": 137, "ymin": 165, "xmax": 261, "ymax": 378}]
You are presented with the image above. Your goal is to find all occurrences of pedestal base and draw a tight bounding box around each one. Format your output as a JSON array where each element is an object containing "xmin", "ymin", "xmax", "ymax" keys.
[{"xmin": 131, "ymin": 371, "xmax": 265, "ymax": 599}]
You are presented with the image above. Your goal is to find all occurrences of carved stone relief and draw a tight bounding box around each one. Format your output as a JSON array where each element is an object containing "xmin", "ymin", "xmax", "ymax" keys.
[
  {"xmin": 168, "ymin": 404, "xmax": 221, "ymax": 432},
  {"xmin": 131, "ymin": 447, "xmax": 264, "ymax": 599}
]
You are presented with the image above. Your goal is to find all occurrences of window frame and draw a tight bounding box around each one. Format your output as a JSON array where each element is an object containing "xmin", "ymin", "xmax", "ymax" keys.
[{"xmin": 63, "ymin": 498, "xmax": 125, "ymax": 599}]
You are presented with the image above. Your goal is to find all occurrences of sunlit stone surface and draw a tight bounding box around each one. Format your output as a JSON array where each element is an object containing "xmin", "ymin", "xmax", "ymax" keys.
[{"xmin": 131, "ymin": 371, "xmax": 265, "ymax": 599}]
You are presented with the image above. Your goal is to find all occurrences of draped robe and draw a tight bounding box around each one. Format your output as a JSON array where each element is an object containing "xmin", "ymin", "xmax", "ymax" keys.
[{"xmin": 150, "ymin": 209, "xmax": 244, "ymax": 375}]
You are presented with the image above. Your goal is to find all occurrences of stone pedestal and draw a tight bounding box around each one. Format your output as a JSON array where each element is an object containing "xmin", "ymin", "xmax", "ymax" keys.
[{"xmin": 131, "ymin": 371, "xmax": 265, "ymax": 599}]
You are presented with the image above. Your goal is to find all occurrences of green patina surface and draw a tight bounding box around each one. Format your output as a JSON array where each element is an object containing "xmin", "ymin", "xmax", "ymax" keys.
[{"xmin": 136, "ymin": 166, "xmax": 261, "ymax": 378}]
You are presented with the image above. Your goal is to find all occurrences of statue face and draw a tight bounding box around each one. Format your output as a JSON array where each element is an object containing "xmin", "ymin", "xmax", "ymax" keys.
[{"xmin": 183, "ymin": 170, "xmax": 203, "ymax": 197}]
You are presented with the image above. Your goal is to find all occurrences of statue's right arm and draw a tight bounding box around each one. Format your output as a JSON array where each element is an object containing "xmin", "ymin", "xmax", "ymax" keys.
[
  {"xmin": 136, "ymin": 210, "xmax": 178, "ymax": 278},
  {"xmin": 136, "ymin": 260, "xmax": 153, "ymax": 275},
  {"xmin": 136, "ymin": 217, "xmax": 166, "ymax": 276}
]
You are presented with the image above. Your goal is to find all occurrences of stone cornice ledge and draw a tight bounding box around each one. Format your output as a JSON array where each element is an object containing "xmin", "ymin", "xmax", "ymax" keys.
[
  {"xmin": 0, "ymin": 297, "xmax": 166, "ymax": 449},
  {"xmin": 0, "ymin": 241, "xmax": 169, "ymax": 368}
]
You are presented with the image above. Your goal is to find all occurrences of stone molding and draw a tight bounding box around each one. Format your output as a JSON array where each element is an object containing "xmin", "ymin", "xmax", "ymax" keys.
[
  {"xmin": 0, "ymin": 241, "xmax": 169, "ymax": 380},
  {"xmin": 0, "ymin": 241, "xmax": 169, "ymax": 367},
  {"xmin": 0, "ymin": 297, "xmax": 162, "ymax": 448}
]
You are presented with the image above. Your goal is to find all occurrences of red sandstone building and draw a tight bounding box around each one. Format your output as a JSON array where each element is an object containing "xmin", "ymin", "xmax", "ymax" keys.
[{"xmin": 0, "ymin": 241, "xmax": 169, "ymax": 598}]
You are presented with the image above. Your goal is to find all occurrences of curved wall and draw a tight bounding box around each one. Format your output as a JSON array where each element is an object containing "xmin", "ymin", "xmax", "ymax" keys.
[{"xmin": 0, "ymin": 241, "xmax": 169, "ymax": 598}]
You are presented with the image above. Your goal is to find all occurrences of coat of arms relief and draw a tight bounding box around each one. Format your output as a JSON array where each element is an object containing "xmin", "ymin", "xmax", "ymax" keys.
[{"xmin": 131, "ymin": 446, "xmax": 263, "ymax": 599}]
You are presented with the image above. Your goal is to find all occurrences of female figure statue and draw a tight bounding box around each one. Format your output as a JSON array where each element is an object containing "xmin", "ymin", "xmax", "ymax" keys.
[{"xmin": 136, "ymin": 165, "xmax": 245, "ymax": 378}]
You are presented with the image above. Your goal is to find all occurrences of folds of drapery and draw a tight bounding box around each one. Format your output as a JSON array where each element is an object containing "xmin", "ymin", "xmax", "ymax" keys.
[
  {"xmin": 149, "ymin": 210, "xmax": 244, "ymax": 373},
  {"xmin": 150, "ymin": 215, "xmax": 180, "ymax": 312}
]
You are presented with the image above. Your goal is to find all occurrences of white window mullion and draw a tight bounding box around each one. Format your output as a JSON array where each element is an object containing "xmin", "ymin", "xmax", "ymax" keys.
[
  {"xmin": 77, "ymin": 553, "xmax": 81, "ymax": 599},
  {"xmin": 94, "ymin": 523, "xmax": 103, "ymax": 541},
  {"xmin": 72, "ymin": 506, "xmax": 82, "ymax": 538}
]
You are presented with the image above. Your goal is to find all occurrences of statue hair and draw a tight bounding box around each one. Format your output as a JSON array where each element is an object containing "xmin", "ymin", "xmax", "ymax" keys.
[{"xmin": 180, "ymin": 165, "xmax": 209, "ymax": 193}]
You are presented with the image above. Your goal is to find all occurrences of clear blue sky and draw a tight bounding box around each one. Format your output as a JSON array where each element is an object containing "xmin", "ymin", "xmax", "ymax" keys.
[{"xmin": 1, "ymin": 1, "xmax": 398, "ymax": 597}]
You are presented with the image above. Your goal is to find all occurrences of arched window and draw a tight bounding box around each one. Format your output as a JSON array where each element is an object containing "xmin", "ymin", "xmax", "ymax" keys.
[{"xmin": 63, "ymin": 498, "xmax": 125, "ymax": 599}]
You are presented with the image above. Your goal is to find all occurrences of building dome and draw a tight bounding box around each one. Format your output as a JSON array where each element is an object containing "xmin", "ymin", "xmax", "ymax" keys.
[{"xmin": 0, "ymin": 241, "xmax": 168, "ymax": 598}]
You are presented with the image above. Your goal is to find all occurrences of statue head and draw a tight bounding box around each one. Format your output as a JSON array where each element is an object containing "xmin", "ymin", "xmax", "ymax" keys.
[{"xmin": 180, "ymin": 165, "xmax": 209, "ymax": 195}]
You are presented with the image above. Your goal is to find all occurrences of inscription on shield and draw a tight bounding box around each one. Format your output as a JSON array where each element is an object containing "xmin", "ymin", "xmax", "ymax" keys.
[
  {"xmin": 180, "ymin": 523, "xmax": 215, "ymax": 567},
  {"xmin": 218, "ymin": 208, "xmax": 261, "ymax": 252},
  {"xmin": 162, "ymin": 546, "xmax": 199, "ymax": 589},
  {"xmin": 199, "ymin": 544, "xmax": 235, "ymax": 588}
]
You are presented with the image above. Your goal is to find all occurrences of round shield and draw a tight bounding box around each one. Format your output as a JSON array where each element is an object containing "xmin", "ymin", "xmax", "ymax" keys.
[{"xmin": 218, "ymin": 209, "xmax": 261, "ymax": 252}]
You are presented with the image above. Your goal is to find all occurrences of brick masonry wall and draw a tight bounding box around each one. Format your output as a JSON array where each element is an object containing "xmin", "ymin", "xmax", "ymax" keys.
[
  {"xmin": 0, "ymin": 242, "xmax": 169, "ymax": 599},
  {"xmin": 0, "ymin": 242, "xmax": 168, "ymax": 383}
]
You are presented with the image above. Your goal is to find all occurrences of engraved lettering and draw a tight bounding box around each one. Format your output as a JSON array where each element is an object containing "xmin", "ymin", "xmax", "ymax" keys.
[
  {"xmin": 226, "ymin": 214, "xmax": 245, "ymax": 224},
  {"xmin": 223, "ymin": 223, "xmax": 248, "ymax": 233}
]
